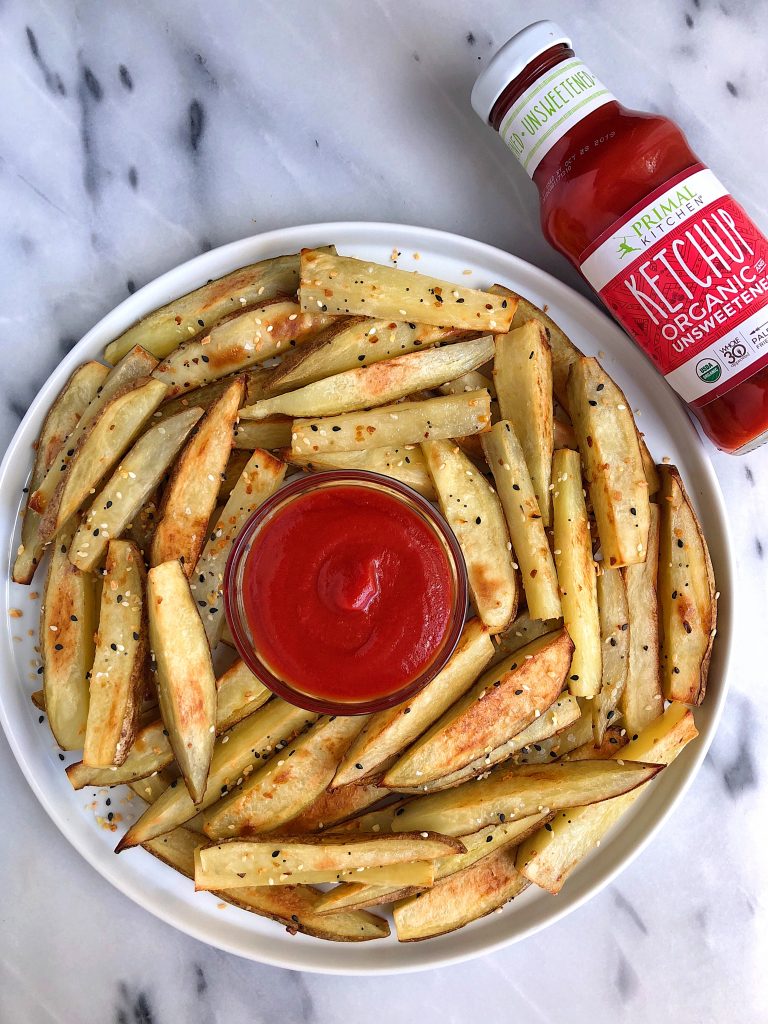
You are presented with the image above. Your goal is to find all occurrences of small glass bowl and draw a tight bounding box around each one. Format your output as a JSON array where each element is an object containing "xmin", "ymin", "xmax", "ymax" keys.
[{"xmin": 224, "ymin": 470, "xmax": 468, "ymax": 715}]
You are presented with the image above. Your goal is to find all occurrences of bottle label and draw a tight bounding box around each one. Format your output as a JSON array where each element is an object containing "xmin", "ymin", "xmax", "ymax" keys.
[
  {"xmin": 579, "ymin": 166, "xmax": 768, "ymax": 406},
  {"xmin": 499, "ymin": 58, "xmax": 615, "ymax": 177}
]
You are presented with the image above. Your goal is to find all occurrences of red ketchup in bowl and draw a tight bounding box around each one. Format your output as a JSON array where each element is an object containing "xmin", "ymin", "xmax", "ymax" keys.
[{"xmin": 225, "ymin": 472, "xmax": 467, "ymax": 715}]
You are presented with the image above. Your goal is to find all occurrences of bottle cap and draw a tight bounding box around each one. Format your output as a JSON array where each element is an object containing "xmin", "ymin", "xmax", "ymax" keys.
[{"xmin": 471, "ymin": 21, "xmax": 571, "ymax": 123}]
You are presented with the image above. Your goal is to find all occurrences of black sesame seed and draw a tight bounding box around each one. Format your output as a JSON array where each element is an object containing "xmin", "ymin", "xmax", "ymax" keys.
[
  {"xmin": 544, "ymin": 822, "xmax": 553, "ymax": 832},
  {"xmin": 110, "ymin": 643, "xmax": 117, "ymax": 651},
  {"xmin": 588, "ymin": 399, "xmax": 598, "ymax": 407},
  {"xmin": 58, "ymin": 753, "xmax": 65, "ymax": 761},
  {"xmin": 70, "ymin": 614, "xmax": 78, "ymax": 622},
  {"xmin": 677, "ymin": 539, "xmax": 684, "ymax": 548},
  {"xmin": 486, "ymin": 835, "xmax": 493, "ymax": 842},
  {"xmin": 515, "ymin": 689, "xmax": 523, "ymax": 695},
  {"xmin": 331, "ymin": 425, "xmax": 341, "ymax": 432},
  {"xmin": 596, "ymin": 383, "xmax": 605, "ymax": 391},
  {"xmin": 311, "ymin": 424, "xmax": 319, "ymax": 432},
  {"xmin": 355, "ymin": 763, "xmax": 363, "ymax": 770},
  {"xmin": 475, "ymin": 516, "xmax": 481, "ymax": 524},
  {"xmin": 38, "ymin": 715, "xmax": 44, "ymax": 723},
  {"xmin": 54, "ymin": 643, "xmax": 63, "ymax": 651},
  {"xmin": 272, "ymin": 850, "xmax": 280, "ymax": 858},
  {"xmin": 106, "ymin": 500, "xmax": 113, "ymax": 509}
]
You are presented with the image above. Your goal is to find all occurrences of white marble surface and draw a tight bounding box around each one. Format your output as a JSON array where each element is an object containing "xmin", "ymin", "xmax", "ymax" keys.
[{"xmin": 1, "ymin": 0, "xmax": 767, "ymax": 1021}]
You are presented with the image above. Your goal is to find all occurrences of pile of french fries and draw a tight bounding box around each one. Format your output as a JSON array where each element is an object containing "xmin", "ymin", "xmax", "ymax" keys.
[{"xmin": 14, "ymin": 246, "xmax": 717, "ymax": 943}]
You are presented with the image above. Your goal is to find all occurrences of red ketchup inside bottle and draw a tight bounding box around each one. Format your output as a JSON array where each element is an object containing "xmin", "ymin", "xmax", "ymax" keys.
[{"xmin": 473, "ymin": 21, "xmax": 768, "ymax": 454}]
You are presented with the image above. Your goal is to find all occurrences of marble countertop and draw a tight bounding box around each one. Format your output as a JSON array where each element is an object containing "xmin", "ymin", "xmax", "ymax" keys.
[{"xmin": 1, "ymin": 0, "xmax": 767, "ymax": 1021}]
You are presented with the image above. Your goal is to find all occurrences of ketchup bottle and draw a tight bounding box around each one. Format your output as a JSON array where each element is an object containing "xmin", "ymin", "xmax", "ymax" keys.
[{"xmin": 472, "ymin": 21, "xmax": 768, "ymax": 454}]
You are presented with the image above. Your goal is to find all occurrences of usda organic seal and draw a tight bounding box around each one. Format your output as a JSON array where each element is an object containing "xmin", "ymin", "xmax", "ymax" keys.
[{"xmin": 696, "ymin": 358, "xmax": 722, "ymax": 385}]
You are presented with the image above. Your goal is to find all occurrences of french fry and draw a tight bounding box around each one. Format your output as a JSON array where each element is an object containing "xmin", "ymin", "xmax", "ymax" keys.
[
  {"xmin": 68, "ymin": 662, "xmax": 269, "ymax": 790},
  {"xmin": 202, "ymin": 715, "xmax": 367, "ymax": 839},
  {"xmin": 214, "ymin": 660, "xmax": 271, "ymax": 733},
  {"xmin": 215, "ymin": 451, "xmax": 252, "ymax": 502},
  {"xmin": 153, "ymin": 300, "xmax": 334, "ymax": 399},
  {"xmin": 115, "ymin": 699, "xmax": 316, "ymax": 847},
  {"xmin": 195, "ymin": 832, "xmax": 465, "ymax": 890},
  {"xmin": 393, "ymin": 844, "xmax": 529, "ymax": 941},
  {"xmin": 300, "ymin": 250, "xmax": 517, "ymax": 332},
  {"xmin": 29, "ymin": 346, "xmax": 158, "ymax": 517},
  {"xmin": 392, "ymin": 759, "xmax": 662, "ymax": 837},
  {"xmin": 276, "ymin": 782, "xmax": 390, "ymax": 834},
  {"xmin": 291, "ymin": 390, "xmax": 492, "ymax": 456},
  {"xmin": 567, "ymin": 356, "xmax": 650, "ymax": 568},
  {"xmin": 382, "ymin": 629, "xmax": 574, "ymax": 788},
  {"xmin": 41, "ymin": 523, "xmax": 98, "ymax": 749},
  {"xmin": 491, "ymin": 285, "xmax": 580, "ymax": 409},
  {"xmin": 489, "ymin": 613, "xmax": 564, "ymax": 667},
  {"xmin": 41, "ymin": 377, "xmax": 169, "ymax": 542},
  {"xmin": 332, "ymin": 619, "xmax": 494, "ymax": 788},
  {"xmin": 560, "ymin": 727, "xmax": 628, "ymax": 762},
  {"xmin": 316, "ymin": 814, "xmax": 546, "ymax": 914},
  {"xmin": 493, "ymin": 320, "xmax": 554, "ymax": 525},
  {"xmin": 481, "ymin": 421, "xmax": 561, "ymax": 619},
  {"xmin": 264, "ymin": 317, "xmax": 467, "ymax": 395},
  {"xmin": 143, "ymin": 826, "xmax": 391, "ymax": 942},
  {"xmin": 422, "ymin": 437, "xmax": 516, "ymax": 633},
  {"xmin": 553, "ymin": 415, "xmax": 577, "ymax": 449},
  {"xmin": 658, "ymin": 466, "xmax": 717, "ymax": 705},
  {"xmin": 104, "ymin": 250, "xmax": 330, "ymax": 363},
  {"xmin": 124, "ymin": 494, "xmax": 161, "ymax": 556},
  {"xmin": 13, "ymin": 361, "xmax": 110, "ymax": 584},
  {"xmin": 128, "ymin": 767, "xmax": 179, "ymax": 805},
  {"xmin": 148, "ymin": 560, "xmax": 217, "ymax": 804},
  {"xmin": 513, "ymin": 701, "xmax": 596, "ymax": 765},
  {"xmin": 70, "ymin": 408, "xmax": 202, "ymax": 572},
  {"xmin": 241, "ymin": 336, "xmax": 495, "ymax": 420},
  {"xmin": 193, "ymin": 448, "xmax": 286, "ymax": 646},
  {"xmin": 516, "ymin": 704, "xmax": 697, "ymax": 893},
  {"xmin": 553, "ymin": 447, "xmax": 602, "ymax": 697},
  {"xmin": 391, "ymin": 693, "xmax": 581, "ymax": 794},
  {"xmin": 155, "ymin": 368, "xmax": 271, "ymax": 423},
  {"xmin": 594, "ymin": 567, "xmax": 630, "ymax": 744},
  {"xmin": 640, "ymin": 435, "xmax": 660, "ymax": 497},
  {"xmin": 286, "ymin": 444, "xmax": 436, "ymax": 500},
  {"xmin": 150, "ymin": 378, "xmax": 244, "ymax": 572},
  {"xmin": 233, "ymin": 419, "xmax": 293, "ymax": 451},
  {"xmin": 621, "ymin": 503, "xmax": 664, "ymax": 733},
  {"xmin": 83, "ymin": 541, "xmax": 147, "ymax": 767},
  {"xmin": 197, "ymin": 856, "xmax": 436, "ymax": 889}
]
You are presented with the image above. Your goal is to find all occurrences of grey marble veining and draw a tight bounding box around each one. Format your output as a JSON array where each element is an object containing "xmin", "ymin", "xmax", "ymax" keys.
[{"xmin": 1, "ymin": 1, "xmax": 767, "ymax": 1021}]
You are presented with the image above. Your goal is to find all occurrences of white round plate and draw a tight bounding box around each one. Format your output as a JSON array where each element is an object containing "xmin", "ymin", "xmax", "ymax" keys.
[{"xmin": 0, "ymin": 222, "xmax": 733, "ymax": 974}]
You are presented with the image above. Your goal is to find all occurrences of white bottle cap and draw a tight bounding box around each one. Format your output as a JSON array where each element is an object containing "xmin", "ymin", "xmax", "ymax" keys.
[{"xmin": 471, "ymin": 21, "xmax": 571, "ymax": 124}]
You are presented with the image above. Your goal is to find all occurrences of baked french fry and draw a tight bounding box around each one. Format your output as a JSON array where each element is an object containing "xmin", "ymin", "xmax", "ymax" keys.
[
  {"xmin": 195, "ymin": 832, "xmax": 465, "ymax": 890},
  {"xmin": 194, "ymin": 448, "xmax": 286, "ymax": 645},
  {"xmin": 115, "ymin": 699, "xmax": 316, "ymax": 848},
  {"xmin": 422, "ymin": 437, "xmax": 516, "ymax": 633},
  {"xmin": 143, "ymin": 825, "xmax": 391, "ymax": 942},
  {"xmin": 13, "ymin": 361, "xmax": 110, "ymax": 584},
  {"xmin": 70, "ymin": 408, "xmax": 202, "ymax": 572},
  {"xmin": 594, "ymin": 566, "xmax": 630, "ymax": 745},
  {"xmin": 41, "ymin": 377, "xmax": 169, "ymax": 541},
  {"xmin": 491, "ymin": 284, "xmax": 580, "ymax": 410},
  {"xmin": 41, "ymin": 522, "xmax": 98, "ymax": 749},
  {"xmin": 202, "ymin": 715, "xmax": 367, "ymax": 839},
  {"xmin": 316, "ymin": 814, "xmax": 546, "ymax": 914},
  {"xmin": 391, "ymin": 693, "xmax": 581, "ymax": 793},
  {"xmin": 291, "ymin": 390, "xmax": 492, "ymax": 456},
  {"xmin": 382, "ymin": 629, "xmax": 574, "ymax": 788},
  {"xmin": 197, "ymin": 855, "xmax": 436, "ymax": 889},
  {"xmin": 621, "ymin": 503, "xmax": 664, "ymax": 733},
  {"xmin": 148, "ymin": 560, "xmax": 217, "ymax": 804},
  {"xmin": 481, "ymin": 421, "xmax": 561, "ymax": 619},
  {"xmin": 516, "ymin": 704, "xmax": 697, "ymax": 893},
  {"xmin": 83, "ymin": 541, "xmax": 147, "ymax": 767},
  {"xmin": 493, "ymin": 320, "xmax": 554, "ymax": 525},
  {"xmin": 264, "ymin": 317, "xmax": 467, "ymax": 394},
  {"xmin": 300, "ymin": 250, "xmax": 517, "ymax": 332},
  {"xmin": 105, "ymin": 250, "xmax": 331, "ymax": 363},
  {"xmin": 151, "ymin": 378, "xmax": 243, "ymax": 573},
  {"xmin": 214, "ymin": 660, "xmax": 271, "ymax": 733},
  {"xmin": 567, "ymin": 356, "xmax": 650, "ymax": 568},
  {"xmin": 276, "ymin": 782, "xmax": 390, "ymax": 834},
  {"xmin": 233, "ymin": 419, "xmax": 293, "ymax": 451},
  {"xmin": 658, "ymin": 466, "xmax": 717, "ymax": 705},
  {"xmin": 392, "ymin": 759, "xmax": 662, "ymax": 837},
  {"xmin": 153, "ymin": 300, "xmax": 334, "ymax": 399},
  {"xmin": 332, "ymin": 619, "xmax": 494, "ymax": 788},
  {"xmin": 241, "ymin": 336, "xmax": 495, "ymax": 420},
  {"xmin": 552, "ymin": 447, "xmax": 602, "ymax": 697},
  {"xmin": 489, "ymin": 612, "xmax": 564, "ymax": 668},
  {"xmin": 29, "ymin": 346, "xmax": 158, "ymax": 517},
  {"xmin": 286, "ymin": 444, "xmax": 436, "ymax": 500},
  {"xmin": 393, "ymin": 844, "xmax": 528, "ymax": 941}
]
